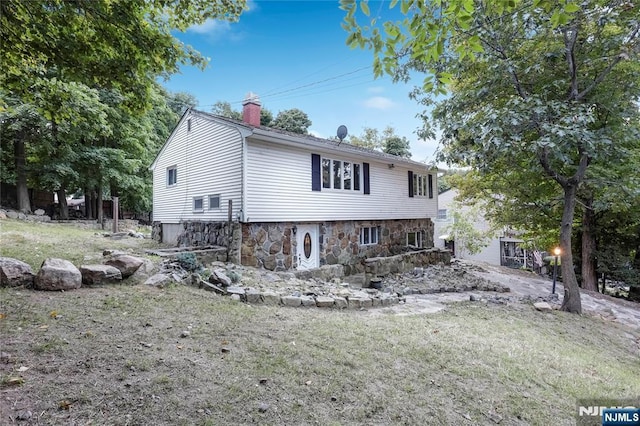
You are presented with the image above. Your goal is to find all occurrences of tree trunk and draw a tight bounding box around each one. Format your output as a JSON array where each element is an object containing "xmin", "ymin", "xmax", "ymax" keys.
[
  {"xmin": 91, "ymin": 189, "xmax": 98, "ymax": 220},
  {"xmin": 56, "ymin": 188, "xmax": 69, "ymax": 220},
  {"xmin": 630, "ymin": 246, "xmax": 640, "ymax": 302},
  {"xmin": 97, "ymin": 186, "xmax": 103, "ymax": 225},
  {"xmin": 559, "ymin": 184, "xmax": 582, "ymax": 313},
  {"xmin": 83, "ymin": 187, "xmax": 91, "ymax": 218},
  {"xmin": 581, "ymin": 196, "xmax": 598, "ymax": 291},
  {"xmin": 14, "ymin": 138, "xmax": 31, "ymax": 213}
]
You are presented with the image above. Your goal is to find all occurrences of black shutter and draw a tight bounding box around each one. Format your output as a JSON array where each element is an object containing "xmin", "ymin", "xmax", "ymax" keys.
[
  {"xmin": 408, "ymin": 171, "xmax": 414, "ymax": 197},
  {"xmin": 428, "ymin": 174, "xmax": 433, "ymax": 199},
  {"xmin": 311, "ymin": 154, "xmax": 321, "ymax": 191},
  {"xmin": 363, "ymin": 162, "xmax": 370, "ymax": 195}
]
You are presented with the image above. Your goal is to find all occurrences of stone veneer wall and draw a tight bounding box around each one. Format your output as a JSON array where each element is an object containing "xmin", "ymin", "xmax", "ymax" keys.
[
  {"xmin": 152, "ymin": 221, "xmax": 162, "ymax": 242},
  {"xmin": 152, "ymin": 221, "xmax": 241, "ymax": 263},
  {"xmin": 320, "ymin": 218, "xmax": 434, "ymax": 275},
  {"xmin": 158, "ymin": 218, "xmax": 436, "ymax": 273},
  {"xmin": 240, "ymin": 218, "xmax": 435, "ymax": 273},
  {"xmin": 241, "ymin": 222, "xmax": 296, "ymax": 271}
]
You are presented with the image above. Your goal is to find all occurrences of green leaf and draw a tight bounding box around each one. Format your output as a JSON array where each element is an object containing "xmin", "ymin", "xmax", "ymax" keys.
[
  {"xmin": 400, "ymin": 0, "xmax": 410, "ymax": 14},
  {"xmin": 564, "ymin": 2, "xmax": 580, "ymax": 13},
  {"xmin": 346, "ymin": 32, "xmax": 357, "ymax": 47},
  {"xmin": 360, "ymin": 1, "xmax": 370, "ymax": 16}
]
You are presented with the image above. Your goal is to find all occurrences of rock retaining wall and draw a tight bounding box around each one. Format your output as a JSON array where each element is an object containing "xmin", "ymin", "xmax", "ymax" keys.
[
  {"xmin": 365, "ymin": 248, "xmax": 451, "ymax": 285},
  {"xmin": 164, "ymin": 221, "xmax": 241, "ymax": 263},
  {"xmin": 54, "ymin": 219, "xmax": 139, "ymax": 231}
]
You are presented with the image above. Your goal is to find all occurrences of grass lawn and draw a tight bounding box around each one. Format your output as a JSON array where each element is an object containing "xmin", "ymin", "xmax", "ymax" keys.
[
  {"xmin": 0, "ymin": 219, "xmax": 159, "ymax": 270},
  {"xmin": 1, "ymin": 218, "xmax": 639, "ymax": 425}
]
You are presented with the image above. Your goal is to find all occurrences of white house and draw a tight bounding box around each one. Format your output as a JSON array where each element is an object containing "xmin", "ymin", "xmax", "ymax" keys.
[
  {"xmin": 150, "ymin": 94, "xmax": 439, "ymax": 272},
  {"xmin": 434, "ymin": 188, "xmax": 527, "ymax": 268}
]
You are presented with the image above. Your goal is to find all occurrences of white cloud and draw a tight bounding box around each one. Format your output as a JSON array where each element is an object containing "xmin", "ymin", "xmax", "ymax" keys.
[
  {"xmin": 363, "ymin": 96, "xmax": 396, "ymax": 110},
  {"xmin": 367, "ymin": 86, "xmax": 385, "ymax": 94},
  {"xmin": 309, "ymin": 129, "xmax": 325, "ymax": 139},
  {"xmin": 187, "ymin": 19, "xmax": 231, "ymax": 35}
]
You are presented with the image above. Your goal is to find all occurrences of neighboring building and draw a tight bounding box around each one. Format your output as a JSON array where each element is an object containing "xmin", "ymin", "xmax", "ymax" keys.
[
  {"xmin": 434, "ymin": 188, "xmax": 527, "ymax": 268},
  {"xmin": 150, "ymin": 93, "xmax": 439, "ymax": 272}
]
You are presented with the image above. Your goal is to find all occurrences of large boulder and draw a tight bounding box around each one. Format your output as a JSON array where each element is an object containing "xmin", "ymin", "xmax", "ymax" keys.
[
  {"xmin": 35, "ymin": 258, "xmax": 82, "ymax": 291},
  {"xmin": 80, "ymin": 265, "xmax": 122, "ymax": 285},
  {"xmin": 0, "ymin": 257, "xmax": 35, "ymax": 288},
  {"xmin": 105, "ymin": 255, "xmax": 144, "ymax": 278},
  {"xmin": 127, "ymin": 258, "xmax": 156, "ymax": 285},
  {"xmin": 144, "ymin": 273, "xmax": 172, "ymax": 288}
]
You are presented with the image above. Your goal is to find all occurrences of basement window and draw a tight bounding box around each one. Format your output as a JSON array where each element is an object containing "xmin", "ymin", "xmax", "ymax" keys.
[
  {"xmin": 208, "ymin": 194, "xmax": 221, "ymax": 210},
  {"xmin": 407, "ymin": 231, "xmax": 424, "ymax": 248},
  {"xmin": 193, "ymin": 197, "xmax": 204, "ymax": 213},
  {"xmin": 360, "ymin": 226, "xmax": 379, "ymax": 245}
]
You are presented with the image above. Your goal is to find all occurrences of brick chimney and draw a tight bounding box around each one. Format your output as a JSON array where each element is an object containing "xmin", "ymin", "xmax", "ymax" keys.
[{"xmin": 242, "ymin": 92, "xmax": 261, "ymax": 126}]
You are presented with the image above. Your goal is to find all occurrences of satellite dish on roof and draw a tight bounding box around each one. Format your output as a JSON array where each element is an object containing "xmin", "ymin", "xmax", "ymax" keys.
[{"xmin": 336, "ymin": 125, "xmax": 348, "ymax": 144}]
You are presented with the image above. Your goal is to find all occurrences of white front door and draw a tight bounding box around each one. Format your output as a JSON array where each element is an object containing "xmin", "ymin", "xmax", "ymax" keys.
[{"xmin": 296, "ymin": 224, "xmax": 319, "ymax": 270}]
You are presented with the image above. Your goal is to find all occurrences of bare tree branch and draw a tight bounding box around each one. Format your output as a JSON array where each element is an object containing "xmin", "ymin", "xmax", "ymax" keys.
[{"xmin": 539, "ymin": 146, "xmax": 568, "ymax": 187}]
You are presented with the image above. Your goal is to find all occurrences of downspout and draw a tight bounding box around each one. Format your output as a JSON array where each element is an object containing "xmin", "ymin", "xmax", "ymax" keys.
[{"xmin": 227, "ymin": 126, "xmax": 251, "ymax": 264}]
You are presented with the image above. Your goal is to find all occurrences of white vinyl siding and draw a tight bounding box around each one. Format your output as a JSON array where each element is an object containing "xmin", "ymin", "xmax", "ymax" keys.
[
  {"xmin": 151, "ymin": 113, "xmax": 243, "ymax": 223},
  {"xmin": 245, "ymin": 139, "xmax": 437, "ymax": 222},
  {"xmin": 434, "ymin": 188, "xmax": 501, "ymax": 264}
]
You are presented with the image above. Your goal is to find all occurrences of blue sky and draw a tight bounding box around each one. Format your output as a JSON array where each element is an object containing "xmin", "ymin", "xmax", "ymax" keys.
[{"xmin": 163, "ymin": 0, "xmax": 438, "ymax": 162}]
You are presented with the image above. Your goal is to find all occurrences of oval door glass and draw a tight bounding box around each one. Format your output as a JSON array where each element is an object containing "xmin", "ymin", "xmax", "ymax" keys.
[{"xmin": 303, "ymin": 233, "xmax": 312, "ymax": 258}]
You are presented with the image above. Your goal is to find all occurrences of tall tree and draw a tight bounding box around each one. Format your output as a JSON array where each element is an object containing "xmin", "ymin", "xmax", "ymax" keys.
[
  {"xmin": 1, "ymin": 0, "xmax": 244, "ymax": 214},
  {"xmin": 342, "ymin": 0, "xmax": 640, "ymax": 313},
  {"xmin": 211, "ymin": 101, "xmax": 242, "ymax": 121},
  {"xmin": 349, "ymin": 125, "xmax": 412, "ymax": 157},
  {"xmin": 383, "ymin": 135, "xmax": 411, "ymax": 158},
  {"xmin": 1, "ymin": 0, "xmax": 246, "ymax": 112},
  {"xmin": 349, "ymin": 127, "xmax": 383, "ymax": 149},
  {"xmin": 271, "ymin": 108, "xmax": 312, "ymax": 134},
  {"xmin": 0, "ymin": 98, "xmax": 50, "ymax": 212}
]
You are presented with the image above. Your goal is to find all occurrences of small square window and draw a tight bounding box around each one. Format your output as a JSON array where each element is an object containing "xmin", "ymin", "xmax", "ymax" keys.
[
  {"xmin": 193, "ymin": 197, "xmax": 204, "ymax": 212},
  {"xmin": 437, "ymin": 209, "xmax": 448, "ymax": 220},
  {"xmin": 407, "ymin": 231, "xmax": 423, "ymax": 248},
  {"xmin": 209, "ymin": 194, "xmax": 220, "ymax": 209},
  {"xmin": 359, "ymin": 226, "xmax": 379, "ymax": 245},
  {"xmin": 167, "ymin": 166, "xmax": 177, "ymax": 186}
]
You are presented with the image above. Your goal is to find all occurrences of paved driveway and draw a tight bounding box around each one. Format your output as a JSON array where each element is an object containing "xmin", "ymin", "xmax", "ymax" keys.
[{"xmin": 374, "ymin": 260, "xmax": 640, "ymax": 332}]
